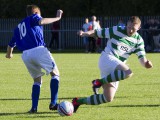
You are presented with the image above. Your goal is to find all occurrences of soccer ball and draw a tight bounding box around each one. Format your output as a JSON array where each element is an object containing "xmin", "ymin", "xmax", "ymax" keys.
[{"xmin": 57, "ymin": 101, "xmax": 74, "ymax": 116}]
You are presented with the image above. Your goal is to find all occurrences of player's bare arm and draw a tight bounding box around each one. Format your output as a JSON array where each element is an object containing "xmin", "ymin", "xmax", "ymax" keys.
[
  {"xmin": 77, "ymin": 30, "xmax": 95, "ymax": 37},
  {"xmin": 6, "ymin": 45, "xmax": 13, "ymax": 59},
  {"xmin": 39, "ymin": 10, "xmax": 63, "ymax": 25},
  {"xmin": 139, "ymin": 57, "xmax": 153, "ymax": 69}
]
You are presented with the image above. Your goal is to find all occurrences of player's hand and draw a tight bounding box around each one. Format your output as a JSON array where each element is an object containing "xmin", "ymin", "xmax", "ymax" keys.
[
  {"xmin": 56, "ymin": 9, "xmax": 63, "ymax": 18},
  {"xmin": 5, "ymin": 53, "xmax": 13, "ymax": 59},
  {"xmin": 77, "ymin": 30, "xmax": 83, "ymax": 36},
  {"xmin": 145, "ymin": 60, "xmax": 153, "ymax": 69}
]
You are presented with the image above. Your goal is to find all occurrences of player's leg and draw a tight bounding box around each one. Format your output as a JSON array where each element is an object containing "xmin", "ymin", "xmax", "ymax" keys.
[
  {"xmin": 86, "ymin": 65, "xmax": 120, "ymax": 105},
  {"xmin": 22, "ymin": 51, "xmax": 44, "ymax": 113},
  {"xmin": 72, "ymin": 53, "xmax": 132, "ymax": 112},
  {"xmin": 95, "ymin": 63, "xmax": 133, "ymax": 87},
  {"xmin": 102, "ymin": 82, "xmax": 118, "ymax": 102},
  {"xmin": 74, "ymin": 83, "xmax": 117, "ymax": 104},
  {"xmin": 72, "ymin": 81, "xmax": 119, "ymax": 113},
  {"xmin": 37, "ymin": 47, "xmax": 60, "ymax": 110},
  {"xmin": 92, "ymin": 53, "xmax": 133, "ymax": 94},
  {"xmin": 26, "ymin": 67, "xmax": 43, "ymax": 113},
  {"xmin": 72, "ymin": 53, "xmax": 120, "ymax": 112},
  {"xmin": 49, "ymin": 66, "xmax": 60, "ymax": 110},
  {"xmin": 30, "ymin": 76, "xmax": 42, "ymax": 113}
]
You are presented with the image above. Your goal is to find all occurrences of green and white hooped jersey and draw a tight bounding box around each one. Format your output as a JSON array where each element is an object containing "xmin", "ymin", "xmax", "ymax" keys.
[{"xmin": 95, "ymin": 26, "xmax": 146, "ymax": 62}]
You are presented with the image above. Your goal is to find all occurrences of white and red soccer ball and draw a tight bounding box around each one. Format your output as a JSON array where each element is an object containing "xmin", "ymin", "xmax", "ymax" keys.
[{"xmin": 57, "ymin": 101, "xmax": 74, "ymax": 116}]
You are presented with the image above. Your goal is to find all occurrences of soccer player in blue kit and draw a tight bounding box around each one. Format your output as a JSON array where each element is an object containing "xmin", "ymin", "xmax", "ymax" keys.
[{"xmin": 5, "ymin": 5, "xmax": 63, "ymax": 113}]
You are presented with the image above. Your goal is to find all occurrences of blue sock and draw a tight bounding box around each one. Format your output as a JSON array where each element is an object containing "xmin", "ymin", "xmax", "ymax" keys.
[
  {"xmin": 31, "ymin": 82, "xmax": 41, "ymax": 110},
  {"xmin": 50, "ymin": 75, "xmax": 59, "ymax": 105}
]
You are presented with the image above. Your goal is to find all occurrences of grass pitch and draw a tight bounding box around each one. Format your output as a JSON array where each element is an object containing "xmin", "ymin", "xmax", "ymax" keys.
[{"xmin": 0, "ymin": 52, "xmax": 159, "ymax": 120}]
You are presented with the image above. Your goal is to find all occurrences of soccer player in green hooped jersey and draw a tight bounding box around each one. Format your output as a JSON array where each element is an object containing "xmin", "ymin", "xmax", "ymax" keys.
[{"xmin": 72, "ymin": 16, "xmax": 153, "ymax": 113}]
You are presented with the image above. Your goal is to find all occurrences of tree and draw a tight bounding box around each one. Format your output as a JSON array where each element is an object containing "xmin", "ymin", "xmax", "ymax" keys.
[{"xmin": 0, "ymin": 0, "xmax": 160, "ymax": 18}]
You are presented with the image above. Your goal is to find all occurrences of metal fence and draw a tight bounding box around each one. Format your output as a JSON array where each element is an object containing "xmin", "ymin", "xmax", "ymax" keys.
[{"xmin": 0, "ymin": 16, "xmax": 160, "ymax": 51}]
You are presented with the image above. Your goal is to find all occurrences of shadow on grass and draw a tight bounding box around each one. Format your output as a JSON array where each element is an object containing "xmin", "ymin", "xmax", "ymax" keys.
[
  {"xmin": 0, "ymin": 97, "xmax": 74, "ymax": 101},
  {"xmin": 81, "ymin": 104, "xmax": 160, "ymax": 109},
  {"xmin": 0, "ymin": 111, "xmax": 60, "ymax": 118},
  {"xmin": 109, "ymin": 104, "xmax": 160, "ymax": 107},
  {"xmin": 0, "ymin": 104, "xmax": 159, "ymax": 117},
  {"xmin": 0, "ymin": 97, "xmax": 74, "ymax": 117}
]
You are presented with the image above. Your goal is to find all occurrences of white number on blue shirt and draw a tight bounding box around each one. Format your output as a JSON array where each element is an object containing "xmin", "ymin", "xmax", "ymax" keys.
[{"xmin": 18, "ymin": 22, "xmax": 26, "ymax": 39}]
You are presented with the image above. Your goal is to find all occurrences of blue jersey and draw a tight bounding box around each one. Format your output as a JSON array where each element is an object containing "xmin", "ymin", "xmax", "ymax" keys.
[{"xmin": 8, "ymin": 14, "xmax": 46, "ymax": 51}]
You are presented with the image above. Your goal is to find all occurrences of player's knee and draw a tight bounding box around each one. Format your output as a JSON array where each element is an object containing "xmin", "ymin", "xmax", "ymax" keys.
[
  {"xmin": 106, "ymin": 97, "xmax": 114, "ymax": 102},
  {"xmin": 50, "ymin": 68, "xmax": 60, "ymax": 76},
  {"xmin": 103, "ymin": 93, "xmax": 114, "ymax": 102},
  {"xmin": 34, "ymin": 76, "xmax": 42, "ymax": 84},
  {"xmin": 125, "ymin": 69, "xmax": 133, "ymax": 78}
]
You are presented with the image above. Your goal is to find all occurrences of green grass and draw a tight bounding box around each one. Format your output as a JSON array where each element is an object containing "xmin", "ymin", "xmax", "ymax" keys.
[{"xmin": 0, "ymin": 52, "xmax": 159, "ymax": 120}]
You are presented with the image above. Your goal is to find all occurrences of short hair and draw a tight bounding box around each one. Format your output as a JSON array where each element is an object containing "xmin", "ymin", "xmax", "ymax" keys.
[
  {"xmin": 128, "ymin": 16, "xmax": 141, "ymax": 25},
  {"xmin": 26, "ymin": 5, "xmax": 40, "ymax": 16}
]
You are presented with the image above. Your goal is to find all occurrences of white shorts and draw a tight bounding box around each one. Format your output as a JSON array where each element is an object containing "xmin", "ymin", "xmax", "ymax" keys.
[
  {"xmin": 98, "ymin": 51, "xmax": 124, "ymax": 89},
  {"xmin": 22, "ymin": 46, "xmax": 59, "ymax": 79}
]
